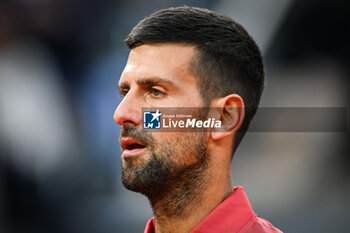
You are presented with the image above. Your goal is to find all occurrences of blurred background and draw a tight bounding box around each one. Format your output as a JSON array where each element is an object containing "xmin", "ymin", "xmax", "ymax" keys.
[{"xmin": 0, "ymin": 0, "xmax": 349, "ymax": 232}]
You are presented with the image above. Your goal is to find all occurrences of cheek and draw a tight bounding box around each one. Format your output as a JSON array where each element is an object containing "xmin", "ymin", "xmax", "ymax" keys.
[
  {"xmin": 154, "ymin": 132, "xmax": 208, "ymax": 165},
  {"xmin": 152, "ymin": 132, "xmax": 179, "ymax": 153}
]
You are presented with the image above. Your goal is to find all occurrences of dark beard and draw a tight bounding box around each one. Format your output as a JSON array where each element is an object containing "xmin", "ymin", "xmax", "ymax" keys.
[{"xmin": 120, "ymin": 125, "xmax": 210, "ymax": 218}]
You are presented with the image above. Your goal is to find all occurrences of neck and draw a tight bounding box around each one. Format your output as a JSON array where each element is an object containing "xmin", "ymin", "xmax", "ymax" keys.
[{"xmin": 150, "ymin": 164, "xmax": 233, "ymax": 233}]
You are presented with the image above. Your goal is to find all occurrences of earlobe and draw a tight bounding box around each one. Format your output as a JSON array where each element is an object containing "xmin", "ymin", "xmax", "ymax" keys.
[{"xmin": 210, "ymin": 94, "xmax": 245, "ymax": 141}]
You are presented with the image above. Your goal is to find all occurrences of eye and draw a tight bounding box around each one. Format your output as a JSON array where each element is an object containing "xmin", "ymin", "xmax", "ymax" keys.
[
  {"xmin": 119, "ymin": 89, "xmax": 129, "ymax": 97},
  {"xmin": 150, "ymin": 88, "xmax": 164, "ymax": 97}
]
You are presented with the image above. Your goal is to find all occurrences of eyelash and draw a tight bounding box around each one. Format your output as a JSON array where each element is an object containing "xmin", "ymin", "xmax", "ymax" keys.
[
  {"xmin": 119, "ymin": 87, "xmax": 165, "ymax": 98},
  {"xmin": 149, "ymin": 87, "xmax": 164, "ymax": 97}
]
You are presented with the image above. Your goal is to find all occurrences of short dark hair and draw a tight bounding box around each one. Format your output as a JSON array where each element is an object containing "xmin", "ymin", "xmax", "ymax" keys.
[{"xmin": 126, "ymin": 6, "xmax": 265, "ymax": 155}]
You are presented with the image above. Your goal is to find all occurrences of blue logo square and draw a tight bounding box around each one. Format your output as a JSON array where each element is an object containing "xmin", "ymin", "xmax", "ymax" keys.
[{"xmin": 143, "ymin": 110, "xmax": 161, "ymax": 129}]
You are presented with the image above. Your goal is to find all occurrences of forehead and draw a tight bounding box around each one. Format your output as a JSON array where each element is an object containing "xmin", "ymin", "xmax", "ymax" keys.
[{"xmin": 120, "ymin": 43, "xmax": 197, "ymax": 85}]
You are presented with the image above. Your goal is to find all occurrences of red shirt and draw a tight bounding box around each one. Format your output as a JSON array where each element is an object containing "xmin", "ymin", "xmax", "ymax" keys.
[{"xmin": 144, "ymin": 186, "xmax": 282, "ymax": 233}]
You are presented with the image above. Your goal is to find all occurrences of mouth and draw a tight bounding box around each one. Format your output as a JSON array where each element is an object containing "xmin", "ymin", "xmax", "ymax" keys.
[{"xmin": 120, "ymin": 137, "xmax": 147, "ymax": 157}]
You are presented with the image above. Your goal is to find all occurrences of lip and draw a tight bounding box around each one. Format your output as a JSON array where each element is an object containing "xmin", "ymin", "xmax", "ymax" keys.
[
  {"xmin": 120, "ymin": 137, "xmax": 147, "ymax": 158},
  {"xmin": 122, "ymin": 147, "xmax": 147, "ymax": 157}
]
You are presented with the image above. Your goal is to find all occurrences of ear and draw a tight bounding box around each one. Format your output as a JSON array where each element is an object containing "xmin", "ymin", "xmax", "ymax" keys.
[{"xmin": 210, "ymin": 94, "xmax": 245, "ymax": 141}]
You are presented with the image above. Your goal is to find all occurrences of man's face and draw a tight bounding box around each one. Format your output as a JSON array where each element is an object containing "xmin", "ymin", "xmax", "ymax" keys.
[{"xmin": 114, "ymin": 43, "xmax": 210, "ymax": 197}]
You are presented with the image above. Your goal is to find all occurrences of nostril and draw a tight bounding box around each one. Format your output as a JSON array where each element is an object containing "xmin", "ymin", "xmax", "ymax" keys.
[{"xmin": 123, "ymin": 120, "xmax": 135, "ymax": 125}]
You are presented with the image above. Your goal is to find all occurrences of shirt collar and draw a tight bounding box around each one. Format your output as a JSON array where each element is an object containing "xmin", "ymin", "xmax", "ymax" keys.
[
  {"xmin": 144, "ymin": 186, "xmax": 256, "ymax": 233},
  {"xmin": 190, "ymin": 186, "xmax": 256, "ymax": 233},
  {"xmin": 144, "ymin": 218, "xmax": 155, "ymax": 233}
]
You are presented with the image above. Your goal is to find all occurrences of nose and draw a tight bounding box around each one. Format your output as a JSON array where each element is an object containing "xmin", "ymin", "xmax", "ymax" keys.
[{"xmin": 114, "ymin": 91, "xmax": 142, "ymax": 126}]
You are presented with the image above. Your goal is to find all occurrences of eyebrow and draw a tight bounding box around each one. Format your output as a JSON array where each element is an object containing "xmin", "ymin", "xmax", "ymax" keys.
[
  {"xmin": 136, "ymin": 77, "xmax": 175, "ymax": 86},
  {"xmin": 118, "ymin": 76, "xmax": 177, "ymax": 89}
]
